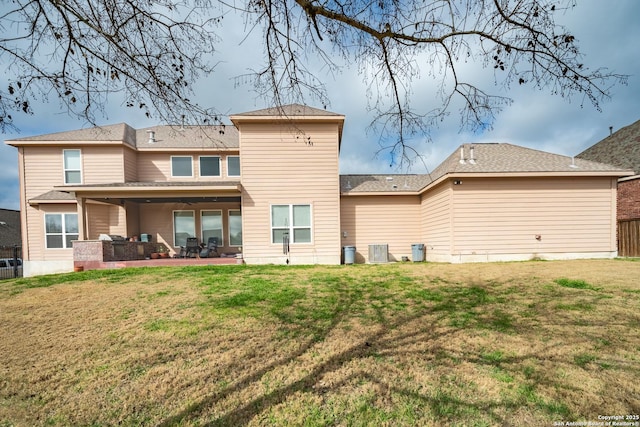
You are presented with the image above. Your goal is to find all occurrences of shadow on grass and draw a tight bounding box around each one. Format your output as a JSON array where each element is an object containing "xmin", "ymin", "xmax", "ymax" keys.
[{"xmin": 154, "ymin": 267, "xmax": 633, "ymax": 426}]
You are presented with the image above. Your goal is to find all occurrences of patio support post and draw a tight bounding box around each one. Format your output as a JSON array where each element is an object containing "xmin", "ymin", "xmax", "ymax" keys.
[{"xmin": 76, "ymin": 196, "xmax": 87, "ymax": 240}]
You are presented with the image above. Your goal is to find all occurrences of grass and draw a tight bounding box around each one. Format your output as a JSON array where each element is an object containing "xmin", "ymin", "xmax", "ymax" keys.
[{"xmin": 0, "ymin": 259, "xmax": 639, "ymax": 426}]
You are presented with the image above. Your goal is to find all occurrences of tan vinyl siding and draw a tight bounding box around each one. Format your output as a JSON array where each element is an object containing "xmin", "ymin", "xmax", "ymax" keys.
[
  {"xmin": 84, "ymin": 203, "xmax": 128, "ymax": 239},
  {"xmin": 136, "ymin": 151, "xmax": 240, "ymax": 181},
  {"xmin": 22, "ymin": 146, "xmax": 67, "ymax": 201},
  {"xmin": 21, "ymin": 146, "xmax": 126, "ymax": 195},
  {"xmin": 123, "ymin": 148, "xmax": 138, "ymax": 181},
  {"xmin": 31, "ymin": 204, "xmax": 78, "ymax": 261},
  {"xmin": 21, "ymin": 146, "xmax": 125, "ymax": 261},
  {"xmin": 82, "ymin": 147, "xmax": 125, "ymax": 183},
  {"xmin": 125, "ymin": 202, "xmax": 140, "ymax": 237},
  {"xmin": 340, "ymin": 195, "xmax": 421, "ymax": 263},
  {"xmin": 420, "ymin": 181, "xmax": 452, "ymax": 261},
  {"xmin": 137, "ymin": 152, "xmax": 174, "ymax": 181},
  {"xmin": 450, "ymin": 177, "xmax": 617, "ymax": 257},
  {"xmin": 240, "ymin": 123, "xmax": 341, "ymax": 264},
  {"xmin": 22, "ymin": 147, "xmax": 71, "ymax": 261},
  {"xmin": 86, "ymin": 204, "xmax": 113, "ymax": 239}
]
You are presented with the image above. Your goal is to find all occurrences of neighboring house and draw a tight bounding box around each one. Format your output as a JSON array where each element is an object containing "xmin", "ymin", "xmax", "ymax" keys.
[
  {"xmin": 0, "ymin": 208, "xmax": 21, "ymax": 247},
  {"xmin": 5, "ymin": 104, "xmax": 633, "ymax": 276},
  {"xmin": 577, "ymin": 119, "xmax": 640, "ymax": 256}
]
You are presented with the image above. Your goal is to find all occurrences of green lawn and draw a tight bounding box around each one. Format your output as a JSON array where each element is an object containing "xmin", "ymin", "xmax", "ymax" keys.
[{"xmin": 1, "ymin": 260, "xmax": 639, "ymax": 426}]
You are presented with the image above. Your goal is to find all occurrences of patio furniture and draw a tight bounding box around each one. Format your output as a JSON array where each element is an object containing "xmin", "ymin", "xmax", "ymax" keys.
[
  {"xmin": 199, "ymin": 237, "xmax": 219, "ymax": 258},
  {"xmin": 184, "ymin": 237, "xmax": 200, "ymax": 258}
]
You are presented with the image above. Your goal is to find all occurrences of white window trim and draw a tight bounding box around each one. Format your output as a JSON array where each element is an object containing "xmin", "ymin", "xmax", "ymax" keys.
[
  {"xmin": 63, "ymin": 149, "xmax": 82, "ymax": 184},
  {"xmin": 270, "ymin": 204, "xmax": 313, "ymax": 245},
  {"xmin": 201, "ymin": 210, "xmax": 223, "ymax": 245},
  {"xmin": 173, "ymin": 210, "xmax": 196, "ymax": 247},
  {"xmin": 199, "ymin": 155, "xmax": 221, "ymax": 177},
  {"xmin": 227, "ymin": 155, "xmax": 241, "ymax": 177},
  {"xmin": 44, "ymin": 213, "xmax": 79, "ymax": 249},
  {"xmin": 228, "ymin": 209, "xmax": 242, "ymax": 247},
  {"xmin": 170, "ymin": 155, "xmax": 194, "ymax": 178}
]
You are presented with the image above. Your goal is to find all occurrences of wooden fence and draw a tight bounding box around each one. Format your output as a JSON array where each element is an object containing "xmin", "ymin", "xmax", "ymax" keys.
[{"xmin": 618, "ymin": 220, "xmax": 640, "ymax": 258}]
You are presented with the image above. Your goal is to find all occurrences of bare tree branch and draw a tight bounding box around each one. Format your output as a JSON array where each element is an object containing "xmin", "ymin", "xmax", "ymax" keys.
[{"xmin": 0, "ymin": 0, "xmax": 627, "ymax": 167}]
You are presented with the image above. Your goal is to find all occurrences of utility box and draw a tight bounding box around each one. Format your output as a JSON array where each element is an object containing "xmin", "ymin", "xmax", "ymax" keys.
[
  {"xmin": 411, "ymin": 243, "xmax": 425, "ymax": 262},
  {"xmin": 368, "ymin": 244, "xmax": 389, "ymax": 263},
  {"xmin": 343, "ymin": 246, "xmax": 356, "ymax": 264}
]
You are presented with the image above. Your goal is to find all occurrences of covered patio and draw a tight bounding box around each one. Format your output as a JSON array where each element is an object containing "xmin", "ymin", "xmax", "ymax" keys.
[{"xmin": 51, "ymin": 181, "xmax": 243, "ymax": 268}]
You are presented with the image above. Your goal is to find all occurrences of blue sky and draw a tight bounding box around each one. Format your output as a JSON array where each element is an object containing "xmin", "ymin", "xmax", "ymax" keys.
[{"xmin": 2, "ymin": 0, "xmax": 639, "ymax": 210}]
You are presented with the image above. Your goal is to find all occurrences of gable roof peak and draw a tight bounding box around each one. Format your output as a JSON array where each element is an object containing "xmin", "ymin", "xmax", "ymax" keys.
[{"xmin": 231, "ymin": 103, "xmax": 342, "ymax": 117}]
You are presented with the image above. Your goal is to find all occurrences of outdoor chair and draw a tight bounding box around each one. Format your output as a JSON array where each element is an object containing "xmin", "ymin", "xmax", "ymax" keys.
[
  {"xmin": 199, "ymin": 237, "xmax": 219, "ymax": 258},
  {"xmin": 173, "ymin": 246, "xmax": 187, "ymax": 258},
  {"xmin": 184, "ymin": 237, "xmax": 200, "ymax": 258}
]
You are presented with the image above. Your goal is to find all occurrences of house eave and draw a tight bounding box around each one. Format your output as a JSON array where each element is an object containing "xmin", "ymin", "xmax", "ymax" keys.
[
  {"xmin": 618, "ymin": 174, "xmax": 640, "ymax": 183},
  {"xmin": 55, "ymin": 182, "xmax": 241, "ymax": 193},
  {"xmin": 6, "ymin": 139, "xmax": 132, "ymax": 148},
  {"xmin": 28, "ymin": 198, "xmax": 78, "ymax": 206},
  {"xmin": 135, "ymin": 146, "xmax": 239, "ymax": 152},
  {"xmin": 417, "ymin": 170, "xmax": 634, "ymax": 195},
  {"xmin": 447, "ymin": 171, "xmax": 635, "ymax": 178},
  {"xmin": 340, "ymin": 191, "xmax": 419, "ymax": 197}
]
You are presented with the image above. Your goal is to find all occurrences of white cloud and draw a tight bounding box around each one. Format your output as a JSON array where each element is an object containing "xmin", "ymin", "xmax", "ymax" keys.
[{"xmin": 2, "ymin": 0, "xmax": 640, "ymax": 210}]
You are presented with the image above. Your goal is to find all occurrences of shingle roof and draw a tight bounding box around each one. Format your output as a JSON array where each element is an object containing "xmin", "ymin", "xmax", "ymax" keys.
[
  {"xmin": 341, "ymin": 143, "xmax": 632, "ymax": 194},
  {"xmin": 340, "ymin": 175, "xmax": 432, "ymax": 193},
  {"xmin": 29, "ymin": 190, "xmax": 77, "ymax": 202},
  {"xmin": 135, "ymin": 125, "xmax": 238, "ymax": 149},
  {"xmin": 8, "ymin": 123, "xmax": 136, "ymax": 145},
  {"xmin": 232, "ymin": 103, "xmax": 342, "ymax": 117},
  {"xmin": 0, "ymin": 208, "xmax": 21, "ymax": 247},
  {"xmin": 430, "ymin": 143, "xmax": 625, "ymax": 181},
  {"xmin": 576, "ymin": 119, "xmax": 640, "ymax": 174},
  {"xmin": 7, "ymin": 123, "xmax": 239, "ymax": 149}
]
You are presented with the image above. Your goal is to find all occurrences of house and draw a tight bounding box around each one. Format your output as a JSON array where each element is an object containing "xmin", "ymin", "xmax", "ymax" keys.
[
  {"xmin": 0, "ymin": 208, "xmax": 21, "ymax": 247},
  {"xmin": 577, "ymin": 119, "xmax": 640, "ymax": 256},
  {"xmin": 5, "ymin": 104, "xmax": 633, "ymax": 276}
]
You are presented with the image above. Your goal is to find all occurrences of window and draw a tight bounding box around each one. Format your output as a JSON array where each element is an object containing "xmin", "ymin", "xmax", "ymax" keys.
[
  {"xmin": 227, "ymin": 156, "xmax": 240, "ymax": 177},
  {"xmin": 63, "ymin": 149, "xmax": 82, "ymax": 184},
  {"xmin": 229, "ymin": 210, "xmax": 242, "ymax": 246},
  {"xmin": 201, "ymin": 210, "xmax": 223, "ymax": 245},
  {"xmin": 173, "ymin": 211, "xmax": 195, "ymax": 247},
  {"xmin": 45, "ymin": 213, "xmax": 79, "ymax": 249},
  {"xmin": 271, "ymin": 204, "xmax": 311, "ymax": 244},
  {"xmin": 171, "ymin": 156, "xmax": 193, "ymax": 177},
  {"xmin": 200, "ymin": 156, "xmax": 221, "ymax": 177}
]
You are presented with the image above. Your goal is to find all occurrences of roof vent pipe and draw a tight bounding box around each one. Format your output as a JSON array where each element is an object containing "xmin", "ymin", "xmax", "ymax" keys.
[
  {"xmin": 459, "ymin": 146, "xmax": 466, "ymax": 164},
  {"xmin": 147, "ymin": 130, "xmax": 156, "ymax": 144},
  {"xmin": 609, "ymin": 126, "xmax": 613, "ymax": 136},
  {"xmin": 181, "ymin": 115, "xmax": 185, "ymax": 130},
  {"xmin": 469, "ymin": 146, "xmax": 476, "ymax": 164},
  {"xmin": 569, "ymin": 156, "xmax": 579, "ymax": 169}
]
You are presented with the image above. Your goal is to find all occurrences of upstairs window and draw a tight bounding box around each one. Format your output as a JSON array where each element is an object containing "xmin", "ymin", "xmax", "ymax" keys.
[
  {"xmin": 45, "ymin": 213, "xmax": 79, "ymax": 249},
  {"xmin": 171, "ymin": 156, "xmax": 193, "ymax": 177},
  {"xmin": 200, "ymin": 156, "xmax": 221, "ymax": 177},
  {"xmin": 63, "ymin": 149, "xmax": 82, "ymax": 184},
  {"xmin": 227, "ymin": 156, "xmax": 240, "ymax": 177},
  {"xmin": 271, "ymin": 204, "xmax": 311, "ymax": 244}
]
